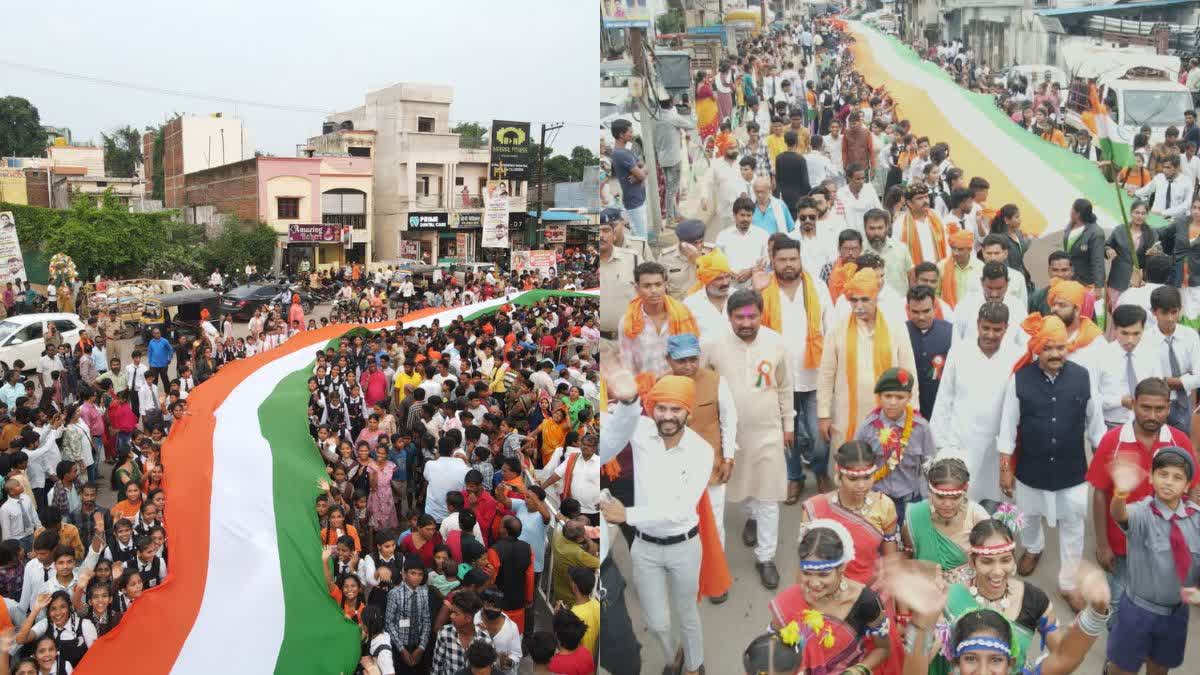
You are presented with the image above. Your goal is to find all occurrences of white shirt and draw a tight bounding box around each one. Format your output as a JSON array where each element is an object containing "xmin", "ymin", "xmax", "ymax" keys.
[
  {"xmin": 29, "ymin": 617, "xmax": 97, "ymax": 648},
  {"xmin": 368, "ymin": 633, "xmax": 395, "ymax": 675},
  {"xmin": 930, "ymin": 339, "xmax": 1022, "ymax": 455},
  {"xmin": 1144, "ymin": 321, "xmax": 1200, "ymax": 401},
  {"xmin": 38, "ymin": 354, "xmax": 62, "ymax": 388},
  {"xmin": 600, "ymin": 401, "xmax": 712, "ymax": 538},
  {"xmin": 773, "ymin": 277, "xmax": 834, "ymax": 391},
  {"xmin": 804, "ymin": 151, "xmax": 834, "ymax": 186},
  {"xmin": 891, "ymin": 212, "xmax": 941, "ymax": 264},
  {"xmin": 953, "ymin": 291, "xmax": 1028, "ymax": 349},
  {"xmin": 827, "ymin": 133, "xmax": 844, "ymax": 172},
  {"xmin": 422, "ymin": 457, "xmax": 469, "ymax": 522},
  {"xmin": 19, "ymin": 557, "xmax": 54, "ymax": 612},
  {"xmin": 554, "ymin": 451, "xmax": 602, "ymax": 513},
  {"xmin": 438, "ymin": 512, "xmax": 484, "ymax": 542},
  {"xmin": 1116, "ymin": 283, "xmax": 1163, "ymax": 316},
  {"xmin": 714, "ymin": 225, "xmax": 770, "ymax": 274},
  {"xmin": 835, "ymin": 183, "xmax": 882, "ymax": 235},
  {"xmin": 790, "ymin": 229, "xmax": 837, "ymax": 278},
  {"xmin": 1135, "ymin": 172, "xmax": 1194, "ymax": 220},
  {"xmin": 0, "ymin": 493, "xmax": 37, "ymax": 541},
  {"xmin": 474, "ymin": 611, "xmax": 522, "ymax": 674},
  {"xmin": 683, "ymin": 292, "xmax": 732, "ymax": 345},
  {"xmin": 711, "ymin": 159, "xmax": 751, "ymax": 230},
  {"xmin": 1096, "ymin": 339, "xmax": 1164, "ymax": 424}
]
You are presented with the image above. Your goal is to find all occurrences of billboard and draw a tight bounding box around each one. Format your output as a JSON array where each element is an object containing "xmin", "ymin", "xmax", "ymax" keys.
[
  {"xmin": 601, "ymin": 0, "xmax": 654, "ymax": 28},
  {"xmin": 482, "ymin": 181, "xmax": 511, "ymax": 249},
  {"xmin": 0, "ymin": 212, "xmax": 28, "ymax": 287},
  {"xmin": 544, "ymin": 224, "xmax": 566, "ymax": 243},
  {"xmin": 511, "ymin": 249, "xmax": 557, "ymax": 279},
  {"xmin": 488, "ymin": 120, "xmax": 530, "ymax": 182}
]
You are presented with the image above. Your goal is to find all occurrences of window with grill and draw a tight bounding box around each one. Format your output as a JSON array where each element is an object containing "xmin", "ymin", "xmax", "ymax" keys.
[
  {"xmin": 277, "ymin": 197, "xmax": 300, "ymax": 219},
  {"xmin": 322, "ymin": 190, "xmax": 367, "ymax": 230},
  {"xmin": 417, "ymin": 117, "xmax": 435, "ymax": 133}
]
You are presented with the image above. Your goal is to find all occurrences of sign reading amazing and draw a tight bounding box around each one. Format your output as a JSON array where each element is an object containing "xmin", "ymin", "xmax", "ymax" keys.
[
  {"xmin": 287, "ymin": 224, "xmax": 339, "ymax": 243},
  {"xmin": 488, "ymin": 120, "xmax": 530, "ymax": 182}
]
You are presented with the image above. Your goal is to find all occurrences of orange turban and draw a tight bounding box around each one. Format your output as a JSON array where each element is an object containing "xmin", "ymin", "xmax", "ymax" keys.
[
  {"xmin": 200, "ymin": 308, "xmax": 210, "ymax": 320},
  {"xmin": 689, "ymin": 249, "xmax": 732, "ymax": 295},
  {"xmin": 645, "ymin": 375, "xmax": 695, "ymax": 413},
  {"xmin": 842, "ymin": 267, "xmax": 880, "ymax": 299},
  {"xmin": 949, "ymin": 229, "xmax": 974, "ymax": 248},
  {"xmin": 1047, "ymin": 278, "xmax": 1086, "ymax": 308}
]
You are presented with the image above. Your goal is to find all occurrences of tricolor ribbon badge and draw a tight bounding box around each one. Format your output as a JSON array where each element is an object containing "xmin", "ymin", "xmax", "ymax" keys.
[
  {"xmin": 755, "ymin": 360, "xmax": 773, "ymax": 388},
  {"xmin": 930, "ymin": 354, "xmax": 945, "ymax": 380}
]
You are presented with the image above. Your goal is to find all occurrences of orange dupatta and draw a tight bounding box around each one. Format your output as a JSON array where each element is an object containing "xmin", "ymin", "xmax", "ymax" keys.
[
  {"xmin": 622, "ymin": 296, "xmax": 699, "ymax": 340},
  {"xmin": 844, "ymin": 311, "xmax": 893, "ymax": 442},
  {"xmin": 1068, "ymin": 318, "xmax": 1103, "ymax": 353},
  {"xmin": 939, "ymin": 257, "xmax": 960, "ymax": 307},
  {"xmin": 761, "ymin": 272, "xmax": 824, "ymax": 369},
  {"xmin": 901, "ymin": 209, "xmax": 947, "ymax": 265}
]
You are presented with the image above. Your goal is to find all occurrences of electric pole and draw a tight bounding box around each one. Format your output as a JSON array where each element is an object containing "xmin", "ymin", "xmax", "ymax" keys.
[
  {"xmin": 629, "ymin": 26, "xmax": 664, "ymax": 250},
  {"xmin": 533, "ymin": 122, "xmax": 564, "ymax": 248}
]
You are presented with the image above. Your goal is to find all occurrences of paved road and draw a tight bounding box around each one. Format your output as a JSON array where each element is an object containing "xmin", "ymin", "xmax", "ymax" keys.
[{"xmin": 610, "ymin": 479, "xmax": 1200, "ymax": 674}]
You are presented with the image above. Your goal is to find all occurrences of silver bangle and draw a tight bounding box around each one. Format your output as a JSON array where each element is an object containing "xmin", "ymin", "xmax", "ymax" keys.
[{"xmin": 1075, "ymin": 605, "xmax": 1109, "ymax": 637}]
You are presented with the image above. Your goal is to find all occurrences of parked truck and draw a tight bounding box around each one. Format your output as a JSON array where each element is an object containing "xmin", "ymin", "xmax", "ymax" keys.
[{"xmin": 1061, "ymin": 43, "xmax": 1191, "ymax": 147}]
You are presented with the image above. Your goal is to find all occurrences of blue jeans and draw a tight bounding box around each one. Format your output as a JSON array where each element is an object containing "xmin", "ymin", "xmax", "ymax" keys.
[
  {"xmin": 117, "ymin": 431, "xmax": 131, "ymax": 458},
  {"xmin": 1107, "ymin": 554, "xmax": 1129, "ymax": 630},
  {"xmin": 789, "ymin": 391, "xmax": 828, "ymax": 483}
]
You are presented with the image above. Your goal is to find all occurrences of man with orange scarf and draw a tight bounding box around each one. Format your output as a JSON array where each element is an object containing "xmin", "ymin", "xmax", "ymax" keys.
[
  {"xmin": 600, "ymin": 371, "xmax": 731, "ymax": 675},
  {"xmin": 896, "ymin": 183, "xmax": 948, "ymax": 266},
  {"xmin": 756, "ymin": 238, "xmax": 834, "ymax": 500},
  {"xmin": 1047, "ymin": 278, "xmax": 1106, "ymax": 375},
  {"xmin": 998, "ymin": 313, "xmax": 1106, "ymax": 610},
  {"xmin": 938, "ymin": 229, "xmax": 982, "ymax": 308},
  {"xmin": 618, "ymin": 261, "xmax": 699, "ymax": 378},
  {"xmin": 683, "ymin": 248, "xmax": 734, "ymax": 342},
  {"xmin": 818, "ymin": 266, "xmax": 918, "ymax": 450},
  {"xmin": 706, "ymin": 288, "xmax": 795, "ymax": 591}
]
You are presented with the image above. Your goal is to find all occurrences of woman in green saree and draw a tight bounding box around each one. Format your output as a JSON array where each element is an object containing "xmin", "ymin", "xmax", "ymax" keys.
[
  {"xmin": 902, "ymin": 458, "xmax": 990, "ymax": 585},
  {"xmin": 929, "ymin": 519, "xmax": 1062, "ymax": 675}
]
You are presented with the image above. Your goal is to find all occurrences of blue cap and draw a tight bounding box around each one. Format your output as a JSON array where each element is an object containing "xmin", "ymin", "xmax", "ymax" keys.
[
  {"xmin": 666, "ymin": 333, "xmax": 701, "ymax": 360},
  {"xmin": 676, "ymin": 219, "xmax": 706, "ymax": 243},
  {"xmin": 600, "ymin": 208, "xmax": 625, "ymax": 225}
]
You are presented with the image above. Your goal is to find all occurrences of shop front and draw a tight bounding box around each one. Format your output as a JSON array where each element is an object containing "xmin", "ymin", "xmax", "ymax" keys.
[
  {"xmin": 284, "ymin": 223, "xmax": 351, "ymax": 272},
  {"xmin": 400, "ymin": 211, "xmax": 449, "ymax": 265}
]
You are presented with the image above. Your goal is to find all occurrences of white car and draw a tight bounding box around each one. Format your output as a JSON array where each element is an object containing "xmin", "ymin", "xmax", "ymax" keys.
[{"xmin": 0, "ymin": 313, "xmax": 85, "ymax": 378}]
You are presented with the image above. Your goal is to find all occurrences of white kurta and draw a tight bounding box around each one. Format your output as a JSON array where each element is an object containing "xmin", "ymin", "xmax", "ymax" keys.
[
  {"xmin": 683, "ymin": 292, "xmax": 731, "ymax": 347},
  {"xmin": 929, "ymin": 339, "xmax": 1022, "ymax": 503}
]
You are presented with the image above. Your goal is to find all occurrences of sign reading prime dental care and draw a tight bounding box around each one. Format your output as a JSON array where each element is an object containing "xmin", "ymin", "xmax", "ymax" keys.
[
  {"xmin": 407, "ymin": 212, "xmax": 449, "ymax": 230},
  {"xmin": 488, "ymin": 120, "xmax": 530, "ymax": 182}
]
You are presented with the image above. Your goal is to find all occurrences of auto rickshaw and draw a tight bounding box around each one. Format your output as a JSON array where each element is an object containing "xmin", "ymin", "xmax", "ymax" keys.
[{"xmin": 140, "ymin": 289, "xmax": 220, "ymax": 344}]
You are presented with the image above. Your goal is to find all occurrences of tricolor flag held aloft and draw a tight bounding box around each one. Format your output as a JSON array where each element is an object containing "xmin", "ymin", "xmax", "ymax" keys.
[
  {"xmin": 1084, "ymin": 83, "xmax": 1136, "ymax": 171},
  {"xmin": 75, "ymin": 289, "xmax": 596, "ymax": 675}
]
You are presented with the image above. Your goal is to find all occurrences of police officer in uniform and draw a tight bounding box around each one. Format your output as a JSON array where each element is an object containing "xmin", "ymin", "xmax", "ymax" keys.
[
  {"xmin": 659, "ymin": 218, "xmax": 715, "ymax": 300},
  {"xmin": 600, "ymin": 209, "xmax": 641, "ymax": 341}
]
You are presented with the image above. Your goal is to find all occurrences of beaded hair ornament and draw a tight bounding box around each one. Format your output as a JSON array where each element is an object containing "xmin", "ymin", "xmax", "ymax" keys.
[{"xmin": 797, "ymin": 519, "xmax": 857, "ymax": 571}]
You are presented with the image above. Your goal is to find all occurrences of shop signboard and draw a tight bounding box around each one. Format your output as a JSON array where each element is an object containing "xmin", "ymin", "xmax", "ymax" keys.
[
  {"xmin": 399, "ymin": 240, "xmax": 420, "ymax": 258},
  {"xmin": 511, "ymin": 249, "xmax": 557, "ymax": 279},
  {"xmin": 488, "ymin": 120, "xmax": 530, "ymax": 182},
  {"xmin": 407, "ymin": 212, "xmax": 449, "ymax": 230},
  {"xmin": 455, "ymin": 212, "xmax": 483, "ymax": 228},
  {"xmin": 543, "ymin": 224, "xmax": 566, "ymax": 243},
  {"xmin": 287, "ymin": 223, "xmax": 339, "ymax": 243}
]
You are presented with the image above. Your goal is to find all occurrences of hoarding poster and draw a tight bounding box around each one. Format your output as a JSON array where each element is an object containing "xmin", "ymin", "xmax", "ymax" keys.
[
  {"xmin": 482, "ymin": 180, "xmax": 511, "ymax": 249},
  {"xmin": 511, "ymin": 249, "xmax": 557, "ymax": 279},
  {"xmin": 0, "ymin": 212, "xmax": 28, "ymax": 286},
  {"xmin": 601, "ymin": 0, "xmax": 654, "ymax": 28},
  {"xmin": 488, "ymin": 120, "xmax": 530, "ymax": 182},
  {"xmin": 543, "ymin": 224, "xmax": 566, "ymax": 243}
]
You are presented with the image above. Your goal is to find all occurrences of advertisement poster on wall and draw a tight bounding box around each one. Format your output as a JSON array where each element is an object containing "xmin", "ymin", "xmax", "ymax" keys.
[
  {"xmin": 482, "ymin": 180, "xmax": 511, "ymax": 249},
  {"xmin": 543, "ymin": 224, "xmax": 566, "ymax": 243},
  {"xmin": 511, "ymin": 249, "xmax": 557, "ymax": 279},
  {"xmin": 601, "ymin": 0, "xmax": 653, "ymax": 27},
  {"xmin": 488, "ymin": 120, "xmax": 530, "ymax": 182},
  {"xmin": 0, "ymin": 212, "xmax": 29, "ymax": 287}
]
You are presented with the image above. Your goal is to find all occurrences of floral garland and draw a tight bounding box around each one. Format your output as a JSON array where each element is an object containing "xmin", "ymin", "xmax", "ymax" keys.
[
  {"xmin": 778, "ymin": 609, "xmax": 837, "ymax": 651},
  {"xmin": 871, "ymin": 405, "xmax": 914, "ymax": 482},
  {"xmin": 48, "ymin": 252, "xmax": 77, "ymax": 286}
]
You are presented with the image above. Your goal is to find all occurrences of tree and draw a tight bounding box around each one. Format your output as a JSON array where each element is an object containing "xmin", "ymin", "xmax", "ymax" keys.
[
  {"xmin": 451, "ymin": 121, "xmax": 489, "ymax": 149},
  {"xmin": 101, "ymin": 125, "xmax": 144, "ymax": 178},
  {"xmin": 0, "ymin": 96, "xmax": 44, "ymax": 157},
  {"xmin": 656, "ymin": 8, "xmax": 685, "ymax": 35},
  {"xmin": 201, "ymin": 219, "xmax": 278, "ymax": 273}
]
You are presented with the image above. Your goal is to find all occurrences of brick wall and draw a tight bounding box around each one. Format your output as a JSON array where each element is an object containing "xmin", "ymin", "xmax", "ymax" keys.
[
  {"xmin": 142, "ymin": 132, "xmax": 157, "ymax": 198},
  {"xmin": 163, "ymin": 117, "xmax": 184, "ymax": 208},
  {"xmin": 23, "ymin": 168, "xmax": 49, "ymax": 207},
  {"xmin": 182, "ymin": 158, "xmax": 259, "ymax": 223}
]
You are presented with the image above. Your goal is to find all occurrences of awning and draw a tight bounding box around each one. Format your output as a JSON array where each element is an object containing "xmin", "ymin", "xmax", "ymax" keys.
[
  {"xmin": 527, "ymin": 210, "xmax": 591, "ymax": 222},
  {"xmin": 1035, "ymin": 0, "xmax": 1194, "ymax": 18}
]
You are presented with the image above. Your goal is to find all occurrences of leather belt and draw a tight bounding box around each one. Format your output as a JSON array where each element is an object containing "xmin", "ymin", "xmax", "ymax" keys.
[{"xmin": 634, "ymin": 525, "xmax": 699, "ymax": 546}]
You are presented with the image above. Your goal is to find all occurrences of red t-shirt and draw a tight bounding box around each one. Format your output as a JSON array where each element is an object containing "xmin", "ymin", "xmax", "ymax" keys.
[
  {"xmin": 1086, "ymin": 423, "xmax": 1198, "ymax": 556},
  {"xmin": 547, "ymin": 647, "xmax": 595, "ymax": 675}
]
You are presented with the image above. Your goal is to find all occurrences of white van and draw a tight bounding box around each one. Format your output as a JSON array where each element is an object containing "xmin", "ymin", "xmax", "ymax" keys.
[
  {"xmin": 1062, "ymin": 44, "xmax": 1191, "ymax": 146},
  {"xmin": 0, "ymin": 313, "xmax": 85, "ymax": 379}
]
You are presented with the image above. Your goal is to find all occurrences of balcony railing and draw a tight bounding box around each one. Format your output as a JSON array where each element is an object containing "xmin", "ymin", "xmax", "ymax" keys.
[{"xmin": 451, "ymin": 193, "xmax": 528, "ymax": 211}]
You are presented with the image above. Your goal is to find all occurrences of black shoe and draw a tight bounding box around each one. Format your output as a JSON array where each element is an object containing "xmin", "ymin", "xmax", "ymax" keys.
[
  {"xmin": 709, "ymin": 591, "xmax": 729, "ymax": 605},
  {"xmin": 742, "ymin": 519, "xmax": 757, "ymax": 548},
  {"xmin": 757, "ymin": 561, "xmax": 780, "ymax": 589}
]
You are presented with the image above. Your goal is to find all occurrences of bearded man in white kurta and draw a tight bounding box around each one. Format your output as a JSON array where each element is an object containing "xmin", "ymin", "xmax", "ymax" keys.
[
  {"xmin": 930, "ymin": 301, "xmax": 1021, "ymax": 503},
  {"xmin": 704, "ymin": 288, "xmax": 794, "ymax": 591},
  {"xmin": 683, "ymin": 249, "xmax": 734, "ymax": 346}
]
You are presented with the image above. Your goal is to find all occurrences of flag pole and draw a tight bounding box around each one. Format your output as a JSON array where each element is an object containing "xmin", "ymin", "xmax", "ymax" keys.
[{"xmin": 1113, "ymin": 178, "xmax": 1137, "ymax": 271}]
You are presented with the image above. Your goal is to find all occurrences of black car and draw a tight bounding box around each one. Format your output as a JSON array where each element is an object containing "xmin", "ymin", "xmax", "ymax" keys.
[{"xmin": 219, "ymin": 284, "xmax": 287, "ymax": 320}]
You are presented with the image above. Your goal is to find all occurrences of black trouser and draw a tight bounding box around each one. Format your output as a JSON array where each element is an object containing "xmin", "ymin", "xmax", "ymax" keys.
[
  {"xmin": 149, "ymin": 366, "xmax": 171, "ymax": 391},
  {"xmin": 599, "ymin": 556, "xmax": 642, "ymax": 675}
]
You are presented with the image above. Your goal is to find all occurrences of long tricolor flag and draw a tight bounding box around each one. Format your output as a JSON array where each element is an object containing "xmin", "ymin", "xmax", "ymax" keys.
[
  {"xmin": 76, "ymin": 289, "xmax": 596, "ymax": 675},
  {"xmin": 1083, "ymin": 83, "xmax": 1136, "ymax": 171}
]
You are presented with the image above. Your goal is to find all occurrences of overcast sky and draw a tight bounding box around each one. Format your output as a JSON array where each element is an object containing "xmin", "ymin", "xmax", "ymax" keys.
[{"xmin": 0, "ymin": 0, "xmax": 596, "ymax": 157}]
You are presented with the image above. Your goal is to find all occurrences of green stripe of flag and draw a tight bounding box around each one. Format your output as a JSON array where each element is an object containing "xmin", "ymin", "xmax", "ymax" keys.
[
  {"xmin": 260, "ymin": 359, "xmax": 361, "ymax": 675},
  {"xmin": 464, "ymin": 289, "xmax": 596, "ymax": 321}
]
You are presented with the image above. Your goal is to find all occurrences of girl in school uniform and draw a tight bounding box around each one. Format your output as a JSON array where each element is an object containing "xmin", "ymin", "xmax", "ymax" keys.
[{"xmin": 16, "ymin": 591, "xmax": 96, "ymax": 669}]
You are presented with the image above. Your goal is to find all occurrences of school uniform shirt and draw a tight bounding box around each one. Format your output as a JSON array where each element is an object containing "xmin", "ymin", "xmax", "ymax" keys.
[
  {"xmin": 1144, "ymin": 321, "xmax": 1200, "ymax": 409},
  {"xmin": 384, "ymin": 582, "xmax": 432, "ymax": 652},
  {"xmin": 1134, "ymin": 172, "xmax": 1194, "ymax": 220},
  {"xmin": 19, "ymin": 558, "xmax": 55, "ymax": 613},
  {"xmin": 357, "ymin": 554, "xmax": 401, "ymax": 590},
  {"xmin": 1096, "ymin": 339, "xmax": 1165, "ymax": 425},
  {"xmin": 367, "ymin": 633, "xmax": 394, "ymax": 674},
  {"xmin": 29, "ymin": 616, "xmax": 98, "ymax": 648},
  {"xmin": 135, "ymin": 555, "xmax": 167, "ymax": 588},
  {"xmin": 0, "ymin": 493, "xmax": 38, "ymax": 542},
  {"xmin": 423, "ymin": 457, "xmax": 470, "ymax": 523},
  {"xmin": 25, "ymin": 427, "xmax": 64, "ymax": 490},
  {"xmin": 1122, "ymin": 496, "xmax": 1200, "ymax": 607},
  {"xmin": 102, "ymin": 538, "xmax": 137, "ymax": 564}
]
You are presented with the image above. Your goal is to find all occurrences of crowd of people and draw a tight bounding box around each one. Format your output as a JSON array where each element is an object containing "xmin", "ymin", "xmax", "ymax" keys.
[
  {"xmin": 600, "ymin": 14, "xmax": 1200, "ymax": 675},
  {"xmin": 0, "ymin": 257, "xmax": 602, "ymax": 675}
]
